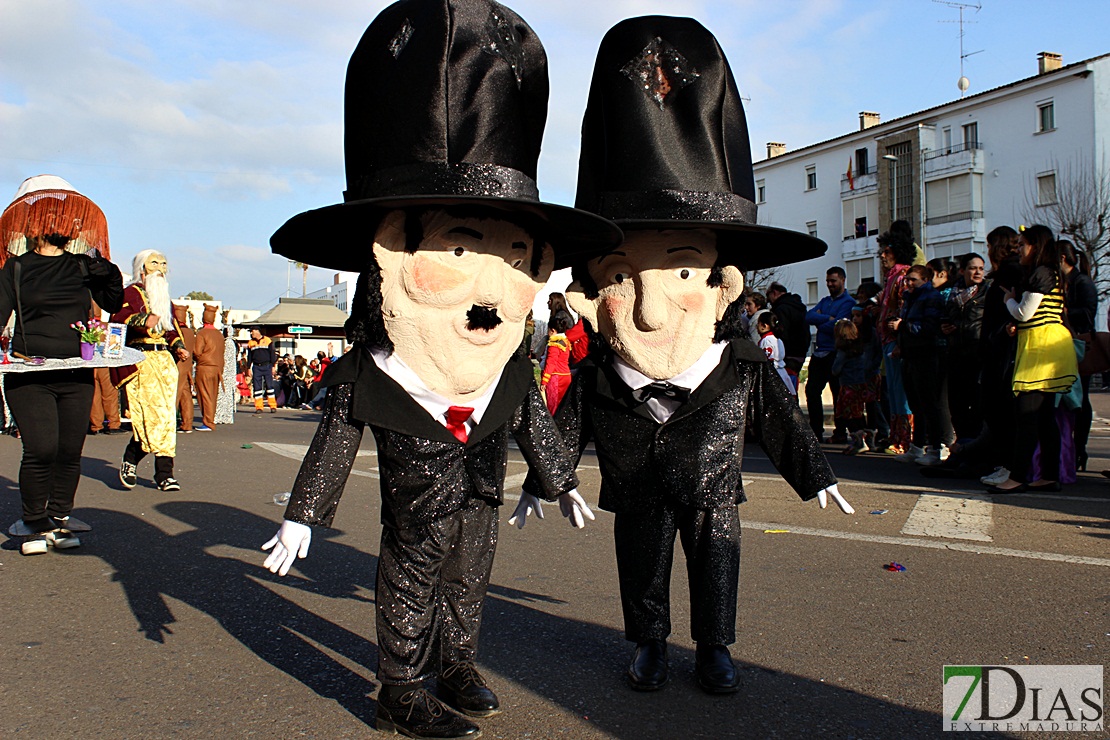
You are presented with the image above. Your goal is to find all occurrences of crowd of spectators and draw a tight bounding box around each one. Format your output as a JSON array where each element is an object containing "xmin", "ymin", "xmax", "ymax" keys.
[{"xmin": 745, "ymin": 219, "xmax": 1096, "ymax": 493}]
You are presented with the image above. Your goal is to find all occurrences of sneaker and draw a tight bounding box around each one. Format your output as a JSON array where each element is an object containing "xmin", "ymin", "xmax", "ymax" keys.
[
  {"xmin": 120, "ymin": 459, "xmax": 138, "ymax": 489},
  {"xmin": 843, "ymin": 431, "xmax": 869, "ymax": 456},
  {"xmin": 270, "ymin": 407, "xmax": 277, "ymax": 414},
  {"xmin": 178, "ymin": 428, "xmax": 193, "ymax": 434},
  {"xmin": 881, "ymin": 444, "xmax": 904, "ymax": 456},
  {"xmin": 45, "ymin": 529, "xmax": 80, "ymax": 550},
  {"xmin": 895, "ymin": 444, "xmax": 926, "ymax": 463},
  {"xmin": 21, "ymin": 534, "xmax": 49, "ymax": 556},
  {"xmin": 196, "ymin": 425, "xmax": 213, "ymax": 432},
  {"xmin": 254, "ymin": 408, "xmax": 262, "ymax": 415},
  {"xmin": 157, "ymin": 478, "xmax": 181, "ymax": 492},
  {"xmin": 981, "ymin": 467, "xmax": 1011, "ymax": 486},
  {"xmin": 915, "ymin": 447, "xmax": 941, "ymax": 466}
]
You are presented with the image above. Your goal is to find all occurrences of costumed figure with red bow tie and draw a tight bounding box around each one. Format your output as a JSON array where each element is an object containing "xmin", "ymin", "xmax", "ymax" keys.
[{"xmin": 259, "ymin": 2, "xmax": 621, "ymax": 737}]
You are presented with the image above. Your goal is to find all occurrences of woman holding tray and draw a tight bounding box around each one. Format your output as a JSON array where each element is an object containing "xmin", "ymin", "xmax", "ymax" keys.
[{"xmin": 0, "ymin": 175, "xmax": 123, "ymax": 555}]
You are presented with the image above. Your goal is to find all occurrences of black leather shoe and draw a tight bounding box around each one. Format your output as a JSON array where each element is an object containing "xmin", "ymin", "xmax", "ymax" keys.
[
  {"xmin": 376, "ymin": 684, "xmax": 480, "ymax": 739},
  {"xmin": 438, "ymin": 662, "xmax": 500, "ymax": 718},
  {"xmin": 695, "ymin": 644, "xmax": 740, "ymax": 694},
  {"xmin": 627, "ymin": 639, "xmax": 668, "ymax": 691}
]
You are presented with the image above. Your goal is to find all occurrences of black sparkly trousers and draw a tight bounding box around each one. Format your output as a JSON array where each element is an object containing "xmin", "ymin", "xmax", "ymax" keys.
[
  {"xmin": 614, "ymin": 502, "xmax": 740, "ymax": 646},
  {"xmin": 376, "ymin": 496, "xmax": 497, "ymax": 685}
]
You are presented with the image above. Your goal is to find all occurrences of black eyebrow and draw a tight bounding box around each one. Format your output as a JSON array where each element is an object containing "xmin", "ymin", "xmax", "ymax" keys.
[
  {"xmin": 448, "ymin": 227, "xmax": 484, "ymax": 240},
  {"xmin": 666, "ymin": 246, "xmax": 703, "ymax": 254},
  {"xmin": 511, "ymin": 241, "xmax": 527, "ymax": 251},
  {"xmin": 596, "ymin": 250, "xmax": 626, "ymax": 264}
]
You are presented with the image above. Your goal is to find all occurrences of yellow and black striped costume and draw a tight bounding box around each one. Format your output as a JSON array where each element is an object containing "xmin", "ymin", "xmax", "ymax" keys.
[{"xmin": 1012, "ymin": 267, "xmax": 1079, "ymax": 394}]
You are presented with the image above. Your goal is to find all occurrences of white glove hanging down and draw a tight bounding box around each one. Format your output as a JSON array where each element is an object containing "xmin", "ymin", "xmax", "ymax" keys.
[
  {"xmin": 262, "ymin": 520, "xmax": 312, "ymax": 576},
  {"xmin": 508, "ymin": 493, "xmax": 545, "ymax": 529},
  {"xmin": 815, "ymin": 484, "xmax": 855, "ymax": 514},
  {"xmin": 558, "ymin": 489, "xmax": 595, "ymax": 529}
]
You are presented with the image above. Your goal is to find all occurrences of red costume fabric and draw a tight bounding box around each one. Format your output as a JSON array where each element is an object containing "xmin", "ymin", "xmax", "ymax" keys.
[{"xmin": 541, "ymin": 333, "xmax": 572, "ymax": 412}]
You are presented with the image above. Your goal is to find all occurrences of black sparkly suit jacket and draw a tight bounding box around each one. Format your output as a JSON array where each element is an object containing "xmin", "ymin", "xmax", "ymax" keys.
[
  {"xmin": 526, "ymin": 339, "xmax": 836, "ymax": 513},
  {"xmin": 283, "ymin": 347, "xmax": 578, "ymax": 530}
]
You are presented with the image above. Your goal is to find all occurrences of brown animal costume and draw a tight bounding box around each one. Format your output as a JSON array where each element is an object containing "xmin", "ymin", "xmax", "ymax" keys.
[
  {"xmin": 191, "ymin": 303, "xmax": 224, "ymax": 430},
  {"xmin": 259, "ymin": 2, "xmax": 620, "ymax": 738},
  {"xmin": 172, "ymin": 304, "xmax": 195, "ymax": 431}
]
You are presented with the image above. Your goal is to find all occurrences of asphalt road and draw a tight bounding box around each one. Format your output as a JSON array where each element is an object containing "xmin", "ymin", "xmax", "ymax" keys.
[{"xmin": 1, "ymin": 396, "xmax": 1107, "ymax": 739}]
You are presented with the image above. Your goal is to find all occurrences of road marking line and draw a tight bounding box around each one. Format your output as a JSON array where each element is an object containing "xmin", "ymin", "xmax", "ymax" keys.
[
  {"xmin": 739, "ymin": 519, "xmax": 1110, "ymax": 567},
  {"xmin": 900, "ymin": 493, "xmax": 993, "ymax": 542}
]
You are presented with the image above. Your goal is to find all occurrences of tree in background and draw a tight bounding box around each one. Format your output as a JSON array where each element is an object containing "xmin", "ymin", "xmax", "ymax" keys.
[
  {"xmin": 1024, "ymin": 156, "xmax": 1110, "ymax": 299},
  {"xmin": 185, "ymin": 291, "xmax": 214, "ymax": 301},
  {"xmin": 294, "ymin": 261, "xmax": 309, "ymax": 297}
]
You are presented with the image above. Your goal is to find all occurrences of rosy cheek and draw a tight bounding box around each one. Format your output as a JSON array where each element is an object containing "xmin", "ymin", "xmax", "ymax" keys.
[
  {"xmin": 602, "ymin": 296, "xmax": 626, "ymax": 322},
  {"xmin": 412, "ymin": 257, "xmax": 469, "ymax": 294},
  {"xmin": 510, "ymin": 282, "xmax": 536, "ymax": 313},
  {"xmin": 681, "ymin": 291, "xmax": 705, "ymax": 311}
]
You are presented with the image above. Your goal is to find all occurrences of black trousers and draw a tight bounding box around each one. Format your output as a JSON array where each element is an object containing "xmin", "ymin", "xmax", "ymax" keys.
[
  {"xmin": 1010, "ymin": 391, "xmax": 1060, "ymax": 483},
  {"xmin": 123, "ymin": 437, "xmax": 174, "ymax": 482},
  {"xmin": 947, "ymin": 353, "xmax": 984, "ymax": 441},
  {"xmin": 902, "ymin": 353, "xmax": 943, "ymax": 449},
  {"xmin": 376, "ymin": 496, "xmax": 496, "ymax": 685},
  {"xmin": 6, "ymin": 369, "xmax": 94, "ymax": 528},
  {"xmin": 805, "ymin": 353, "xmax": 841, "ymax": 437},
  {"xmin": 614, "ymin": 502, "xmax": 740, "ymax": 646}
]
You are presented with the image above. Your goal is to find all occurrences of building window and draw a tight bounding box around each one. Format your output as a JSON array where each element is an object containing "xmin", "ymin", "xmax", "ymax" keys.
[
  {"xmin": 806, "ymin": 220, "xmax": 818, "ymax": 238},
  {"xmin": 805, "ymin": 166, "xmax": 817, "ymax": 191},
  {"xmin": 962, "ymin": 122, "xmax": 979, "ymax": 149},
  {"xmin": 1037, "ymin": 172, "xmax": 1057, "ymax": 205},
  {"xmin": 756, "ymin": 179, "xmax": 766, "ymax": 204},
  {"xmin": 1037, "ymin": 101, "xmax": 1055, "ymax": 132},
  {"xmin": 942, "ymin": 126, "xmax": 952, "ymax": 154},
  {"xmin": 845, "ymin": 258, "xmax": 875, "ymax": 291},
  {"xmin": 807, "ymin": 279, "xmax": 819, "ymax": 305},
  {"xmin": 855, "ymin": 148, "xmax": 869, "ymax": 175}
]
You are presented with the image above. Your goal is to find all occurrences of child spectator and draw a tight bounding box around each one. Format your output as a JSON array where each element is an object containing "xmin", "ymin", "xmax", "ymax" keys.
[
  {"xmin": 541, "ymin": 313, "xmax": 573, "ymax": 412},
  {"xmin": 832, "ymin": 315, "xmax": 882, "ymax": 454},
  {"xmin": 756, "ymin": 312, "xmax": 794, "ymax": 395}
]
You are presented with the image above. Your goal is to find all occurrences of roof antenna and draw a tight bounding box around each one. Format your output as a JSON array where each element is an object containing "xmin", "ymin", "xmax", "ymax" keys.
[{"xmin": 935, "ymin": 0, "xmax": 983, "ymax": 97}]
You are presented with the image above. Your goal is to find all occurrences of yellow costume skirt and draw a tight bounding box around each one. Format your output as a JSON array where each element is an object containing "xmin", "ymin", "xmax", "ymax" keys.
[
  {"xmin": 1012, "ymin": 322, "xmax": 1078, "ymax": 395},
  {"xmin": 129, "ymin": 350, "xmax": 178, "ymax": 457}
]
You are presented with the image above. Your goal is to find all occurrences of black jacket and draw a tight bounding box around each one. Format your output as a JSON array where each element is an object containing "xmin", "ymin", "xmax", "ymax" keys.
[
  {"xmin": 770, "ymin": 292, "xmax": 810, "ymax": 368},
  {"xmin": 526, "ymin": 339, "xmax": 836, "ymax": 512},
  {"xmin": 945, "ymin": 278, "xmax": 990, "ymax": 357},
  {"xmin": 283, "ymin": 348, "xmax": 577, "ymax": 530},
  {"xmin": 1065, "ymin": 269, "xmax": 1098, "ymax": 335}
]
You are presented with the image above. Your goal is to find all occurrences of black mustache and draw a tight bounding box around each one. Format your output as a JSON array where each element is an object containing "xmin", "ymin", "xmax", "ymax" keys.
[{"xmin": 466, "ymin": 306, "xmax": 503, "ymax": 331}]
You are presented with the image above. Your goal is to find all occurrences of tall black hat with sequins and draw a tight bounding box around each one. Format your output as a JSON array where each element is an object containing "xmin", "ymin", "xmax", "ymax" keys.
[
  {"xmin": 575, "ymin": 16, "xmax": 826, "ymax": 269},
  {"xmin": 271, "ymin": 0, "xmax": 621, "ymax": 271}
]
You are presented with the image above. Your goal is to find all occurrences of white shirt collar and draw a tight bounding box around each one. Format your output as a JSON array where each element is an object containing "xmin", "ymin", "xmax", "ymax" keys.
[
  {"xmin": 611, "ymin": 342, "xmax": 729, "ymax": 423},
  {"xmin": 371, "ymin": 349, "xmax": 502, "ymax": 432}
]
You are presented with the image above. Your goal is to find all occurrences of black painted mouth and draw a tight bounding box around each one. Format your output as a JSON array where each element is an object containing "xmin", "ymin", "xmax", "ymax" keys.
[{"xmin": 466, "ymin": 305, "xmax": 503, "ymax": 331}]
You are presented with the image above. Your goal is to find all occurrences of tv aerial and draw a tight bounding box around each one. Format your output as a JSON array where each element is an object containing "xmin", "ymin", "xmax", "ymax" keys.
[{"xmin": 934, "ymin": 0, "xmax": 983, "ymax": 97}]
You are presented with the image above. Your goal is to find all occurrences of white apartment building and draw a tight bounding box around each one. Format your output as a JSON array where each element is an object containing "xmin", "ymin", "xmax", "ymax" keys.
[
  {"xmin": 755, "ymin": 51, "xmax": 1110, "ymax": 307},
  {"xmin": 305, "ymin": 271, "xmax": 359, "ymax": 313}
]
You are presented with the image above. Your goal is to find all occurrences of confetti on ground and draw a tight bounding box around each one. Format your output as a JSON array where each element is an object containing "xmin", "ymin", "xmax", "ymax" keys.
[
  {"xmin": 241, "ymin": 443, "xmax": 253, "ymax": 449},
  {"xmin": 870, "ymin": 509, "xmax": 888, "ymax": 515},
  {"xmin": 884, "ymin": 562, "xmax": 906, "ymax": 572},
  {"xmin": 763, "ymin": 529, "xmax": 790, "ymax": 534}
]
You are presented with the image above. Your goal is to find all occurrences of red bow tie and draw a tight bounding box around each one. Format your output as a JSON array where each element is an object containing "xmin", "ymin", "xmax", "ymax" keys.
[{"xmin": 445, "ymin": 406, "xmax": 474, "ymax": 444}]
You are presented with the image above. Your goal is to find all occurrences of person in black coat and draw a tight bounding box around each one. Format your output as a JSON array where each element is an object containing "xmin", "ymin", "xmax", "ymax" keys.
[
  {"xmin": 1060, "ymin": 240, "xmax": 1099, "ymax": 470},
  {"xmin": 518, "ymin": 16, "xmax": 853, "ymax": 697},
  {"xmin": 766, "ymin": 281, "xmax": 810, "ymax": 390}
]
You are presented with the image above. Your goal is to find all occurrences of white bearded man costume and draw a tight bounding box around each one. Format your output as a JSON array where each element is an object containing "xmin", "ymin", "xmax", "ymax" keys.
[
  {"xmin": 259, "ymin": 2, "xmax": 621, "ymax": 738},
  {"xmin": 110, "ymin": 249, "xmax": 188, "ymax": 491}
]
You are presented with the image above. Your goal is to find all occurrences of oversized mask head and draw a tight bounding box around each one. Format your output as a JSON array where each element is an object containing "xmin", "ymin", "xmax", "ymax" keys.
[
  {"xmin": 568, "ymin": 229, "xmax": 743, "ymax": 380},
  {"xmin": 143, "ymin": 252, "xmax": 168, "ymax": 278},
  {"xmin": 372, "ymin": 209, "xmax": 554, "ymax": 401}
]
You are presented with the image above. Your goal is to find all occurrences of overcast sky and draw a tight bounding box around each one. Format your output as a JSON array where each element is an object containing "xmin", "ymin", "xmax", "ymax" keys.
[{"xmin": 3, "ymin": 0, "xmax": 1110, "ymax": 310}]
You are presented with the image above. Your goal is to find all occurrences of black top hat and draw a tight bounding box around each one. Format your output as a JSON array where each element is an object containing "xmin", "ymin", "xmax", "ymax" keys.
[
  {"xmin": 271, "ymin": 0, "xmax": 621, "ymax": 271},
  {"xmin": 575, "ymin": 16, "xmax": 826, "ymax": 270}
]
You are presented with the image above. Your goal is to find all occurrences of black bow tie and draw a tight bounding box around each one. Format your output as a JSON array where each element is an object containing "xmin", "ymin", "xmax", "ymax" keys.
[{"xmin": 632, "ymin": 381, "xmax": 692, "ymax": 405}]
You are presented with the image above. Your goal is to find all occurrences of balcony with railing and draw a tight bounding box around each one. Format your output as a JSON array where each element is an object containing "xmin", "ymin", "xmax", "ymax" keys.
[
  {"xmin": 924, "ymin": 210, "xmax": 985, "ymax": 242},
  {"xmin": 841, "ymin": 232, "xmax": 880, "ymax": 258},
  {"xmin": 923, "ymin": 141, "xmax": 985, "ymax": 179},
  {"xmin": 841, "ymin": 164, "xmax": 878, "ymax": 196}
]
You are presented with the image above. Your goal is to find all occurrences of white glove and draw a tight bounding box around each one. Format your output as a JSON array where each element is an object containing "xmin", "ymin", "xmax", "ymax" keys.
[
  {"xmin": 508, "ymin": 493, "xmax": 544, "ymax": 529},
  {"xmin": 815, "ymin": 484, "xmax": 855, "ymax": 514},
  {"xmin": 558, "ymin": 488, "xmax": 596, "ymax": 529},
  {"xmin": 262, "ymin": 520, "xmax": 312, "ymax": 576}
]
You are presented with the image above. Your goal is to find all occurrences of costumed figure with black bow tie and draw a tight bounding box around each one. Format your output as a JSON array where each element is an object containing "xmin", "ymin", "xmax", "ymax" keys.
[
  {"xmin": 259, "ymin": 2, "xmax": 621, "ymax": 738},
  {"xmin": 518, "ymin": 16, "xmax": 855, "ymax": 696}
]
